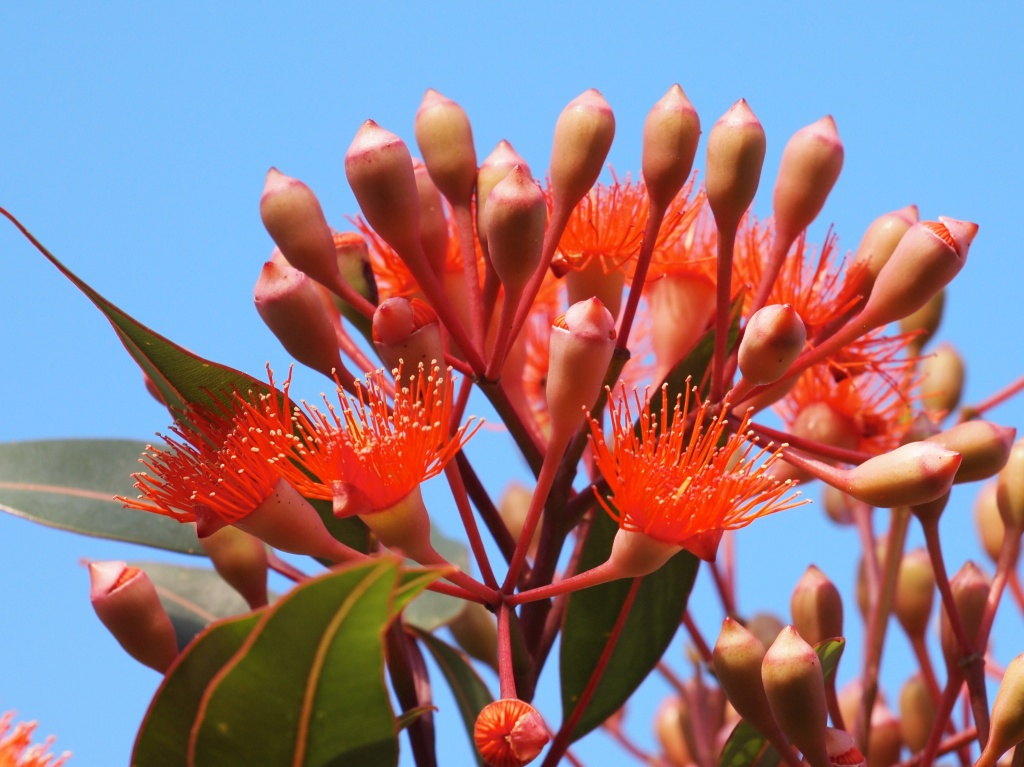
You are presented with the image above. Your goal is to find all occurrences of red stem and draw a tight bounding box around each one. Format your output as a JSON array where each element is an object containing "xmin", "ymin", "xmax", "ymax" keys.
[
  {"xmin": 682, "ymin": 611, "xmax": 713, "ymax": 666},
  {"xmin": 497, "ymin": 603, "xmax": 517, "ymax": 699},
  {"xmin": 443, "ymin": 462, "xmax": 498, "ymax": 591},
  {"xmin": 961, "ymin": 373, "xmax": 1024, "ymax": 421},
  {"xmin": 452, "ymin": 202, "xmax": 485, "ymax": 350},
  {"xmin": 616, "ymin": 200, "xmax": 666, "ymax": 350},
  {"xmin": 711, "ymin": 224, "xmax": 738, "ymax": 402}
]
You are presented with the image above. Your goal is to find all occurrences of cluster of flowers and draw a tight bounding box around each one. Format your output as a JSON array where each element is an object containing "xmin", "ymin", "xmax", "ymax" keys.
[{"xmin": 85, "ymin": 84, "xmax": 1024, "ymax": 767}]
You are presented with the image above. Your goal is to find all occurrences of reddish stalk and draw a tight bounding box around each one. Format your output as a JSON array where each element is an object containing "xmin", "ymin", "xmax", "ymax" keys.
[
  {"xmin": 1010, "ymin": 572, "xmax": 1024, "ymax": 613},
  {"xmin": 909, "ymin": 634, "xmax": 943, "ymax": 703},
  {"xmin": 452, "ymin": 203, "xmax": 485, "ymax": 350},
  {"xmin": 455, "ymin": 452, "xmax": 518, "ymax": 564},
  {"xmin": 443, "ymin": 462, "xmax": 498, "ymax": 591},
  {"xmin": 745, "ymin": 418, "xmax": 874, "ymax": 466},
  {"xmin": 711, "ymin": 224, "xmax": 738, "ymax": 402},
  {"xmin": 497, "ymin": 603, "xmax": 517, "ymax": 699},
  {"xmin": 449, "ymin": 376, "xmax": 473, "ymax": 433},
  {"xmin": 267, "ymin": 551, "xmax": 309, "ymax": 582},
  {"xmin": 898, "ymin": 727, "xmax": 977, "ymax": 767},
  {"xmin": 682, "ymin": 611, "xmax": 714, "ymax": 666},
  {"xmin": 710, "ymin": 561, "xmax": 737, "ymax": 617},
  {"xmin": 960, "ymin": 373, "xmax": 1024, "ymax": 421},
  {"xmin": 616, "ymin": 200, "xmax": 666, "ymax": 350},
  {"xmin": 915, "ymin": 676, "xmax": 965, "ymax": 767}
]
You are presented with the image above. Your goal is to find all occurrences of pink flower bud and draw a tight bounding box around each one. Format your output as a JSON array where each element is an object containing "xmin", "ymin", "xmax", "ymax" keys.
[
  {"xmin": 259, "ymin": 168, "xmax": 343, "ymax": 294},
  {"xmin": 706, "ymin": 99, "xmax": 766, "ymax": 233},
  {"xmin": 477, "ymin": 140, "xmax": 531, "ymax": 251},
  {"xmin": 920, "ymin": 342, "xmax": 966, "ymax": 419},
  {"xmin": 649, "ymin": 273, "xmax": 717, "ymax": 384},
  {"xmin": 859, "ymin": 218, "xmax": 977, "ymax": 330},
  {"xmin": 894, "ymin": 548, "xmax": 935, "ymax": 639},
  {"xmin": 197, "ymin": 525, "xmax": 270, "ymax": 609},
  {"xmin": 345, "ymin": 120, "xmax": 422, "ymax": 257},
  {"xmin": 976, "ymin": 652, "xmax": 1024, "ymax": 767},
  {"xmin": 414, "ymin": 162, "xmax": 450, "ymax": 276},
  {"xmin": 738, "ymin": 304, "xmax": 807, "ymax": 386},
  {"xmin": 925, "ymin": 421, "xmax": 1015, "ymax": 484},
  {"xmin": 899, "ymin": 673, "xmax": 936, "ymax": 753},
  {"xmin": 846, "ymin": 205, "xmax": 919, "ymax": 298},
  {"xmin": 790, "ymin": 565, "xmax": 843, "ymax": 647},
  {"xmin": 484, "ymin": 166, "xmax": 546, "ymax": 300},
  {"xmin": 974, "ymin": 481, "xmax": 1004, "ymax": 562},
  {"xmin": 642, "ymin": 84, "xmax": 701, "ymax": 210},
  {"xmin": 89, "ymin": 561, "xmax": 179, "ymax": 672},
  {"xmin": 900, "ymin": 289, "xmax": 945, "ymax": 355},
  {"xmin": 549, "ymin": 89, "xmax": 616, "ymax": 216},
  {"xmin": 372, "ymin": 297, "xmax": 445, "ymax": 375},
  {"xmin": 997, "ymin": 437, "xmax": 1024, "ymax": 531},
  {"xmin": 254, "ymin": 257, "xmax": 350, "ymax": 381},
  {"xmin": 546, "ymin": 298, "xmax": 616, "ymax": 439},
  {"xmin": 939, "ymin": 560, "xmax": 989, "ymax": 671},
  {"xmin": 844, "ymin": 442, "xmax": 961, "ymax": 508},
  {"xmin": 655, "ymin": 697, "xmax": 693, "ymax": 767},
  {"xmin": 790, "ymin": 403, "xmax": 860, "ymax": 452},
  {"xmin": 772, "ymin": 116, "xmax": 844, "ymax": 244},
  {"xmin": 414, "ymin": 88, "xmax": 477, "ymax": 206},
  {"xmin": 474, "ymin": 699, "xmax": 550, "ymax": 767},
  {"xmin": 713, "ymin": 618, "xmax": 780, "ymax": 744},
  {"xmin": 762, "ymin": 626, "xmax": 830, "ymax": 767}
]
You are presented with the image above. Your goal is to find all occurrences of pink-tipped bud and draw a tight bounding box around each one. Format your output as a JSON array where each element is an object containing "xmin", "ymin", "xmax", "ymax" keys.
[
  {"xmin": 900, "ymin": 289, "xmax": 945, "ymax": 355},
  {"xmin": 772, "ymin": 116, "xmax": 844, "ymax": 242},
  {"xmin": 254, "ymin": 258, "xmax": 348, "ymax": 381},
  {"xmin": 198, "ymin": 526, "xmax": 269, "ymax": 610},
  {"xmin": 925, "ymin": 421, "xmax": 1016, "ymax": 484},
  {"xmin": 546, "ymin": 298, "xmax": 616, "ymax": 439},
  {"xmin": 642, "ymin": 84, "xmax": 701, "ymax": 209},
  {"xmin": 650, "ymin": 273, "xmax": 717, "ymax": 385},
  {"xmin": 865, "ymin": 704, "xmax": 902, "ymax": 767},
  {"xmin": 920, "ymin": 342, "xmax": 966, "ymax": 418},
  {"xmin": 414, "ymin": 89, "xmax": 477, "ymax": 206},
  {"xmin": 997, "ymin": 437, "xmax": 1024, "ymax": 532},
  {"xmin": 899, "ymin": 673, "xmax": 936, "ymax": 753},
  {"xmin": 791, "ymin": 403, "xmax": 860, "ymax": 452},
  {"xmin": 477, "ymin": 140, "xmax": 531, "ymax": 250},
  {"xmin": 372, "ymin": 297, "xmax": 445, "ymax": 375},
  {"xmin": 976, "ymin": 652, "xmax": 1024, "ymax": 767},
  {"xmin": 825, "ymin": 728, "xmax": 866, "ymax": 767},
  {"xmin": 712, "ymin": 618, "xmax": 780, "ymax": 743},
  {"xmin": 414, "ymin": 162, "xmax": 450, "ymax": 275},
  {"xmin": 893, "ymin": 548, "xmax": 935, "ymax": 640},
  {"xmin": 762, "ymin": 626, "xmax": 831, "ymax": 767},
  {"xmin": 448, "ymin": 601, "xmax": 498, "ymax": 672},
  {"xmin": 705, "ymin": 99, "xmax": 767, "ymax": 233},
  {"xmin": 655, "ymin": 697, "xmax": 693, "ymax": 767},
  {"xmin": 549, "ymin": 89, "xmax": 616, "ymax": 215},
  {"xmin": 843, "ymin": 442, "xmax": 961, "ymax": 508},
  {"xmin": 89, "ymin": 561, "xmax": 179, "ymax": 672},
  {"xmin": 484, "ymin": 166, "xmax": 547, "ymax": 297},
  {"xmin": 975, "ymin": 481, "xmax": 1004, "ymax": 562},
  {"xmin": 260, "ymin": 168, "xmax": 342, "ymax": 292},
  {"xmin": 939, "ymin": 561, "xmax": 990, "ymax": 672},
  {"xmin": 345, "ymin": 120, "xmax": 422, "ymax": 257},
  {"xmin": 846, "ymin": 205, "xmax": 919, "ymax": 298},
  {"xmin": 822, "ymin": 485, "xmax": 856, "ymax": 526},
  {"xmin": 860, "ymin": 218, "xmax": 977, "ymax": 329},
  {"xmin": 790, "ymin": 565, "xmax": 843, "ymax": 646},
  {"xmin": 474, "ymin": 699, "xmax": 550, "ymax": 767},
  {"xmin": 739, "ymin": 304, "xmax": 807, "ymax": 386}
]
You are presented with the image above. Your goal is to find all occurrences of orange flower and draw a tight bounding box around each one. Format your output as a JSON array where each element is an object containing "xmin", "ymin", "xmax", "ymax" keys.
[
  {"xmin": 0, "ymin": 712, "xmax": 70, "ymax": 767},
  {"xmin": 589, "ymin": 385, "xmax": 805, "ymax": 549}
]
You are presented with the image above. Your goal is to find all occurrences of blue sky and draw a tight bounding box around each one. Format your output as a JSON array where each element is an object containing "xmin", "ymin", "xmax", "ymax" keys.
[{"xmin": 2, "ymin": 3, "xmax": 1023, "ymax": 765}]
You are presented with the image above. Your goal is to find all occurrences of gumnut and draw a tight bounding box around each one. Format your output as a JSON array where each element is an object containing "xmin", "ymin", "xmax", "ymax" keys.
[
  {"xmin": 893, "ymin": 548, "xmax": 934, "ymax": 640},
  {"xmin": 790, "ymin": 565, "xmax": 843, "ymax": 646},
  {"xmin": 920, "ymin": 342, "xmax": 966, "ymax": 418},
  {"xmin": 414, "ymin": 88, "xmax": 477, "ymax": 205},
  {"xmin": 413, "ymin": 162, "xmax": 450, "ymax": 275},
  {"xmin": 975, "ymin": 481, "xmax": 1004, "ymax": 562},
  {"xmin": 975, "ymin": 652, "xmax": 1024, "ymax": 767},
  {"xmin": 842, "ymin": 442, "xmax": 961, "ymax": 508},
  {"xmin": 899, "ymin": 673, "xmax": 936, "ymax": 753},
  {"xmin": 712, "ymin": 618, "xmax": 780, "ymax": 745},
  {"xmin": 655, "ymin": 697, "xmax": 693, "ymax": 767},
  {"xmin": 846, "ymin": 205, "xmax": 918, "ymax": 298},
  {"xmin": 996, "ymin": 437, "xmax": 1024, "ymax": 531},
  {"xmin": 925, "ymin": 421, "xmax": 1015, "ymax": 484},
  {"xmin": 549, "ymin": 89, "xmax": 615, "ymax": 217},
  {"xmin": 738, "ymin": 304, "xmax": 807, "ymax": 386},
  {"xmin": 642, "ymin": 84, "xmax": 700, "ymax": 209},
  {"xmin": 825, "ymin": 728, "xmax": 865, "ymax": 767},
  {"xmin": 484, "ymin": 166, "xmax": 546, "ymax": 299},
  {"xmin": 197, "ymin": 525, "xmax": 269, "ymax": 609},
  {"xmin": 477, "ymin": 140, "xmax": 531, "ymax": 250},
  {"xmin": 772, "ymin": 116, "xmax": 844, "ymax": 246},
  {"xmin": 447, "ymin": 601, "xmax": 498, "ymax": 672},
  {"xmin": 939, "ymin": 561, "xmax": 990, "ymax": 672},
  {"xmin": 372, "ymin": 297, "xmax": 445, "ymax": 376},
  {"xmin": 900, "ymin": 289, "xmax": 945, "ymax": 355},
  {"xmin": 705, "ymin": 99, "xmax": 766, "ymax": 233},
  {"xmin": 762, "ymin": 626, "xmax": 830, "ymax": 767}
]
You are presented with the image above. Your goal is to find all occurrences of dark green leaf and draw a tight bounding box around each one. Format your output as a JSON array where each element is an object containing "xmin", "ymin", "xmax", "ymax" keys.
[
  {"xmin": 411, "ymin": 628, "xmax": 493, "ymax": 767},
  {"xmin": 0, "ymin": 439, "xmax": 201, "ymax": 554},
  {"xmin": 132, "ymin": 612, "xmax": 261, "ymax": 767},
  {"xmin": 190, "ymin": 559, "xmax": 438, "ymax": 767},
  {"xmin": 396, "ymin": 705, "xmax": 438, "ymax": 733},
  {"xmin": 816, "ymin": 637, "xmax": 845, "ymax": 682}
]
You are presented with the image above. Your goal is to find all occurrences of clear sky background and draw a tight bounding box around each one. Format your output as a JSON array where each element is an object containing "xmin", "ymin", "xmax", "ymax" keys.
[{"xmin": 2, "ymin": 3, "xmax": 1023, "ymax": 765}]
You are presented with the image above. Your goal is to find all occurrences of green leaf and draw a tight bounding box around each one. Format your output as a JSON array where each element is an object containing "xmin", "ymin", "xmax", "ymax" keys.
[
  {"xmin": 395, "ymin": 705, "xmax": 439, "ymax": 733},
  {"xmin": 402, "ymin": 526, "xmax": 471, "ymax": 631},
  {"xmin": 190, "ymin": 559, "xmax": 439, "ymax": 767},
  {"xmin": 816, "ymin": 637, "xmax": 845, "ymax": 682},
  {"xmin": 134, "ymin": 561, "xmax": 255, "ymax": 649},
  {"xmin": 411, "ymin": 628, "xmax": 493, "ymax": 767},
  {"xmin": 132, "ymin": 612, "xmax": 262, "ymax": 767},
  {"xmin": 0, "ymin": 439, "xmax": 201, "ymax": 555}
]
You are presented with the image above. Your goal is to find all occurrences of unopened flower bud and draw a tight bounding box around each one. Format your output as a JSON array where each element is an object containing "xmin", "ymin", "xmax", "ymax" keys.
[
  {"xmin": 499, "ymin": 482, "xmax": 541, "ymax": 558},
  {"xmin": 859, "ymin": 219, "xmax": 977, "ymax": 330},
  {"xmin": 448, "ymin": 601, "xmax": 498, "ymax": 672},
  {"xmin": 414, "ymin": 89, "xmax": 477, "ymax": 206},
  {"xmin": 330, "ymin": 232, "xmax": 380, "ymax": 333},
  {"xmin": 485, "ymin": 166, "xmax": 546, "ymax": 300},
  {"xmin": 254, "ymin": 257, "xmax": 349, "ymax": 381},
  {"xmin": 939, "ymin": 561, "xmax": 989, "ymax": 672},
  {"xmin": 706, "ymin": 99, "xmax": 766, "ymax": 234},
  {"xmin": 762, "ymin": 626, "xmax": 830, "ymax": 767},
  {"xmin": 865, "ymin": 703, "xmax": 902, "ymax": 767},
  {"xmin": 738, "ymin": 304, "xmax": 807, "ymax": 386},
  {"xmin": 920, "ymin": 343, "xmax": 965, "ymax": 418},
  {"xmin": 372, "ymin": 297, "xmax": 445, "ymax": 375},
  {"xmin": 345, "ymin": 120, "xmax": 422, "ymax": 257},
  {"xmin": 89, "ymin": 561, "xmax": 179, "ymax": 672},
  {"xmin": 901, "ymin": 289, "xmax": 945, "ymax": 356},
  {"xmin": 893, "ymin": 548, "xmax": 935, "ymax": 640},
  {"xmin": 655, "ymin": 697, "xmax": 693, "ymax": 767},
  {"xmin": 844, "ymin": 442, "xmax": 961, "ymax": 508},
  {"xmin": 546, "ymin": 298, "xmax": 616, "ymax": 439},
  {"xmin": 997, "ymin": 438, "xmax": 1024, "ymax": 532},
  {"xmin": 822, "ymin": 485, "xmax": 856, "ymax": 526},
  {"xmin": 975, "ymin": 481, "xmax": 1005, "ymax": 562},
  {"xmin": 746, "ymin": 612, "xmax": 787, "ymax": 650},
  {"xmin": 650, "ymin": 273, "xmax": 717, "ymax": 384},
  {"xmin": 901, "ymin": 412, "xmax": 942, "ymax": 445},
  {"xmin": 772, "ymin": 116, "xmax": 844, "ymax": 244},
  {"xmin": 837, "ymin": 681, "xmax": 864, "ymax": 739},
  {"xmin": 790, "ymin": 565, "xmax": 843, "ymax": 646},
  {"xmin": 925, "ymin": 421, "xmax": 1015, "ymax": 484},
  {"xmin": 899, "ymin": 673, "xmax": 936, "ymax": 753},
  {"xmin": 642, "ymin": 84, "xmax": 701, "ymax": 210},
  {"xmin": 826, "ymin": 728, "xmax": 866, "ymax": 767},
  {"xmin": 414, "ymin": 162, "xmax": 450, "ymax": 275},
  {"xmin": 846, "ymin": 205, "xmax": 918, "ymax": 298},
  {"xmin": 713, "ymin": 618, "xmax": 779, "ymax": 743},
  {"xmin": 474, "ymin": 699, "xmax": 549, "ymax": 767},
  {"xmin": 976, "ymin": 652, "xmax": 1024, "ymax": 767},
  {"xmin": 549, "ymin": 89, "xmax": 616, "ymax": 216},
  {"xmin": 477, "ymin": 140, "xmax": 531, "ymax": 250},
  {"xmin": 198, "ymin": 525, "xmax": 269, "ymax": 609},
  {"xmin": 791, "ymin": 402, "xmax": 860, "ymax": 452}
]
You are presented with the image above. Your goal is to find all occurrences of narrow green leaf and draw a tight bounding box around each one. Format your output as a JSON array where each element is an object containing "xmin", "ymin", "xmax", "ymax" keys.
[
  {"xmin": 0, "ymin": 439, "xmax": 201, "ymax": 555},
  {"xmin": 411, "ymin": 628, "xmax": 493, "ymax": 767},
  {"xmin": 132, "ymin": 613, "xmax": 261, "ymax": 767},
  {"xmin": 190, "ymin": 559, "xmax": 439, "ymax": 767},
  {"xmin": 817, "ymin": 637, "xmax": 845, "ymax": 682},
  {"xmin": 396, "ymin": 705, "xmax": 439, "ymax": 733}
]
